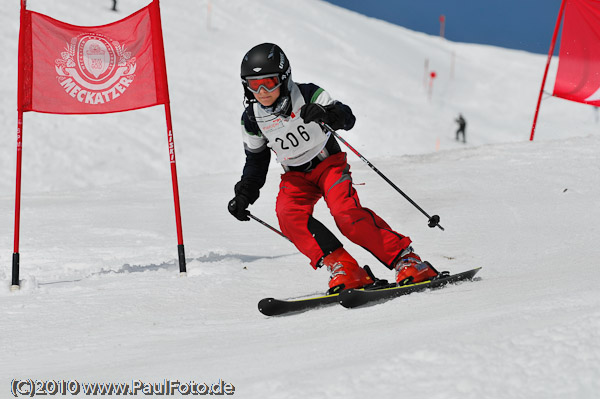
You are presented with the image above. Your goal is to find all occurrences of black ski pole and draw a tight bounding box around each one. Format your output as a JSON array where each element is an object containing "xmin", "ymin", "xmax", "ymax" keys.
[
  {"xmin": 321, "ymin": 122, "xmax": 444, "ymax": 231},
  {"xmin": 248, "ymin": 213, "xmax": 292, "ymax": 242}
]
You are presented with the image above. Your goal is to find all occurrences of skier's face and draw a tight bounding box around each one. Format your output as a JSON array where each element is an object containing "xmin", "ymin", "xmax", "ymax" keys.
[{"xmin": 253, "ymin": 86, "xmax": 280, "ymax": 107}]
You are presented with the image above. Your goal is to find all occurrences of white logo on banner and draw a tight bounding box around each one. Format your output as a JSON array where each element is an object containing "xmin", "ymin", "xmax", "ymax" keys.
[{"xmin": 55, "ymin": 33, "xmax": 137, "ymax": 105}]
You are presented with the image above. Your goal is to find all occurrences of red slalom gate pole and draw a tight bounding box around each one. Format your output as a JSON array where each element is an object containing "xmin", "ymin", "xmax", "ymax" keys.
[
  {"xmin": 153, "ymin": 0, "xmax": 186, "ymax": 275},
  {"xmin": 428, "ymin": 71, "xmax": 437, "ymax": 101},
  {"xmin": 164, "ymin": 104, "xmax": 187, "ymax": 275},
  {"xmin": 439, "ymin": 14, "xmax": 446, "ymax": 38},
  {"xmin": 12, "ymin": 0, "xmax": 27, "ymax": 291},
  {"xmin": 530, "ymin": 0, "xmax": 567, "ymax": 141},
  {"xmin": 12, "ymin": 113, "xmax": 24, "ymax": 291}
]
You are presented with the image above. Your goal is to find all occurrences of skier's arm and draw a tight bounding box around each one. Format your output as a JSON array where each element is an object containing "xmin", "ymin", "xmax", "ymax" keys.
[
  {"xmin": 228, "ymin": 111, "xmax": 271, "ymax": 221},
  {"xmin": 238, "ymin": 111, "xmax": 271, "ymax": 202},
  {"xmin": 236, "ymin": 146, "xmax": 270, "ymax": 204}
]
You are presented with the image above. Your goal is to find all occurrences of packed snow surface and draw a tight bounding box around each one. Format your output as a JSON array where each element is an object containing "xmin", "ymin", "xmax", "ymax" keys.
[{"xmin": 1, "ymin": 1, "xmax": 598, "ymax": 398}]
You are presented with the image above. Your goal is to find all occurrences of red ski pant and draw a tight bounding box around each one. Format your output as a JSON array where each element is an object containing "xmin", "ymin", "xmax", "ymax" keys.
[{"xmin": 276, "ymin": 152, "xmax": 412, "ymax": 269}]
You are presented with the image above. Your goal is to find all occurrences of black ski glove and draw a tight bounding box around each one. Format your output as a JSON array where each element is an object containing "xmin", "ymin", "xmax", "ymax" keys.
[
  {"xmin": 300, "ymin": 103, "xmax": 347, "ymax": 130},
  {"xmin": 300, "ymin": 103, "xmax": 331, "ymax": 125},
  {"xmin": 228, "ymin": 179, "xmax": 260, "ymax": 221},
  {"xmin": 228, "ymin": 194, "xmax": 250, "ymax": 221}
]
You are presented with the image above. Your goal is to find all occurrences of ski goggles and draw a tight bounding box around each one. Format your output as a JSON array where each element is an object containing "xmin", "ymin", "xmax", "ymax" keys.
[{"xmin": 244, "ymin": 74, "xmax": 281, "ymax": 93}]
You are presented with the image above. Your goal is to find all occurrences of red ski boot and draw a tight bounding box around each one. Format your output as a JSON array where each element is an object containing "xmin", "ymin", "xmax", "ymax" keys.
[
  {"xmin": 322, "ymin": 247, "xmax": 372, "ymax": 293},
  {"xmin": 394, "ymin": 246, "xmax": 439, "ymax": 286}
]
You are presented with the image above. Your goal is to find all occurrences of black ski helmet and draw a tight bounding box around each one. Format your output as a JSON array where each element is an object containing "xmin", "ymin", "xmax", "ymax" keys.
[{"xmin": 240, "ymin": 43, "xmax": 292, "ymax": 103}]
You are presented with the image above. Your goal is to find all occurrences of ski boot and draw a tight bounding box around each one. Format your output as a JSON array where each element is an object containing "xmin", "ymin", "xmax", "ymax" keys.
[
  {"xmin": 394, "ymin": 246, "xmax": 439, "ymax": 286},
  {"xmin": 322, "ymin": 247, "xmax": 373, "ymax": 294}
]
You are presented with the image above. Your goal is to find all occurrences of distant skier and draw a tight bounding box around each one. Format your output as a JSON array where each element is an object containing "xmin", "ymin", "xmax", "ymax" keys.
[
  {"xmin": 228, "ymin": 43, "xmax": 439, "ymax": 293},
  {"xmin": 455, "ymin": 113, "xmax": 466, "ymax": 143},
  {"xmin": 111, "ymin": 0, "xmax": 117, "ymax": 12}
]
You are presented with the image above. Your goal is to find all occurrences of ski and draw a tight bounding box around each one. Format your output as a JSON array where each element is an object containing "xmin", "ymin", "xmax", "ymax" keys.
[
  {"xmin": 258, "ymin": 267, "xmax": 481, "ymax": 316},
  {"xmin": 258, "ymin": 292, "xmax": 341, "ymax": 316},
  {"xmin": 338, "ymin": 267, "xmax": 482, "ymax": 308},
  {"xmin": 257, "ymin": 265, "xmax": 385, "ymax": 316}
]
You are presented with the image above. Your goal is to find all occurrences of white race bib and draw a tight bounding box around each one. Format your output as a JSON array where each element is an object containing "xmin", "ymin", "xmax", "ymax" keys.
[{"xmin": 254, "ymin": 85, "xmax": 329, "ymax": 166}]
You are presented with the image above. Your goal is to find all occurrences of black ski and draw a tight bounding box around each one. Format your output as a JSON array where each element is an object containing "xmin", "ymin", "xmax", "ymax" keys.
[
  {"xmin": 257, "ymin": 265, "xmax": 384, "ymax": 316},
  {"xmin": 258, "ymin": 293, "xmax": 341, "ymax": 316},
  {"xmin": 338, "ymin": 267, "xmax": 482, "ymax": 308},
  {"xmin": 258, "ymin": 267, "xmax": 481, "ymax": 316}
]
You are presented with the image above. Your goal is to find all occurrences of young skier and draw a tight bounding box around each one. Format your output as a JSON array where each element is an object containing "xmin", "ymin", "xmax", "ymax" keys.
[{"xmin": 228, "ymin": 43, "xmax": 438, "ymax": 293}]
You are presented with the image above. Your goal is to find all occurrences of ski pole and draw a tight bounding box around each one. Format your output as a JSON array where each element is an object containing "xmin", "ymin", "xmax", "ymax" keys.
[
  {"xmin": 248, "ymin": 213, "xmax": 292, "ymax": 242},
  {"xmin": 321, "ymin": 122, "xmax": 444, "ymax": 231}
]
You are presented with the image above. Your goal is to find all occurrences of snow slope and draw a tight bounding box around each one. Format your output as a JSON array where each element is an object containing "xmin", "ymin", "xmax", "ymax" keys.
[{"xmin": 1, "ymin": 1, "xmax": 599, "ymax": 398}]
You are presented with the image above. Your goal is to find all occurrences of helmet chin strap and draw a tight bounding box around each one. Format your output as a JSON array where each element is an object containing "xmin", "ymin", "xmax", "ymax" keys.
[
  {"xmin": 248, "ymin": 95, "xmax": 291, "ymax": 123},
  {"xmin": 272, "ymin": 95, "xmax": 291, "ymax": 117},
  {"xmin": 260, "ymin": 95, "xmax": 290, "ymax": 118}
]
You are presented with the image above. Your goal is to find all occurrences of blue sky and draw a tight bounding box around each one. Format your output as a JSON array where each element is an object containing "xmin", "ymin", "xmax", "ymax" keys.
[{"xmin": 323, "ymin": 0, "xmax": 564, "ymax": 55}]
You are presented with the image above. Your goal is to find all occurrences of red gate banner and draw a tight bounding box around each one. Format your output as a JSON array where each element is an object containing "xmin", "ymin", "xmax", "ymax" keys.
[
  {"xmin": 19, "ymin": 0, "xmax": 169, "ymax": 114},
  {"xmin": 12, "ymin": 0, "xmax": 186, "ymax": 291},
  {"xmin": 553, "ymin": 0, "xmax": 600, "ymax": 105}
]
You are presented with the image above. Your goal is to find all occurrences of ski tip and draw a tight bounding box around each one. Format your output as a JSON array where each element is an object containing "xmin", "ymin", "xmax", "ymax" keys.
[
  {"xmin": 258, "ymin": 298, "xmax": 278, "ymax": 316},
  {"xmin": 467, "ymin": 266, "xmax": 483, "ymax": 276}
]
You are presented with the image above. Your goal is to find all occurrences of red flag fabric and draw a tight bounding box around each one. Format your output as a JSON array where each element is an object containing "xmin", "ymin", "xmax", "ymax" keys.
[
  {"xmin": 553, "ymin": 0, "xmax": 600, "ymax": 105},
  {"xmin": 18, "ymin": 0, "xmax": 169, "ymax": 114}
]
